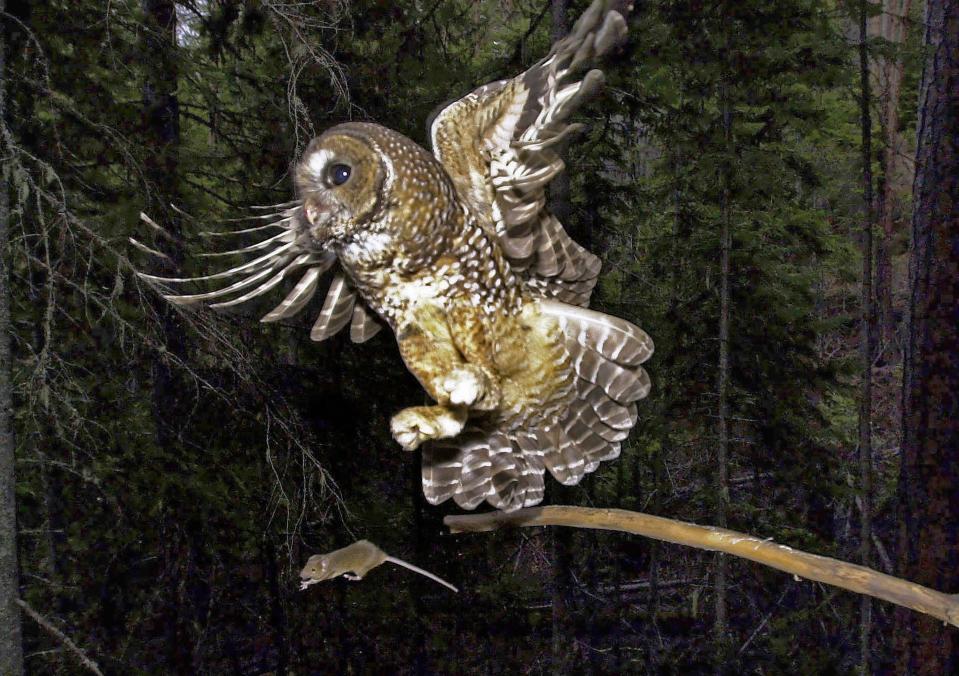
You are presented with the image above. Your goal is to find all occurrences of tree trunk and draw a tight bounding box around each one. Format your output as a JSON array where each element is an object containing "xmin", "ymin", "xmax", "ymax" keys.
[
  {"xmin": 857, "ymin": 0, "xmax": 875, "ymax": 671},
  {"xmin": 409, "ymin": 451, "xmax": 429, "ymax": 675},
  {"xmin": 140, "ymin": 0, "xmax": 183, "ymax": 403},
  {"xmin": 894, "ymin": 0, "xmax": 959, "ymax": 673},
  {"xmin": 263, "ymin": 537, "xmax": 289, "ymax": 674},
  {"xmin": 715, "ymin": 39, "xmax": 733, "ymax": 666},
  {"xmin": 142, "ymin": 0, "xmax": 181, "ymax": 206},
  {"xmin": 140, "ymin": 0, "xmax": 188, "ymax": 670},
  {"xmin": 874, "ymin": 0, "xmax": 913, "ymax": 359},
  {"xmin": 0, "ymin": 1, "xmax": 25, "ymax": 670}
]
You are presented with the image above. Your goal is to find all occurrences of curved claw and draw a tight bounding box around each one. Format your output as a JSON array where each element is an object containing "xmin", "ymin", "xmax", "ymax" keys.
[{"xmin": 390, "ymin": 406, "xmax": 467, "ymax": 451}]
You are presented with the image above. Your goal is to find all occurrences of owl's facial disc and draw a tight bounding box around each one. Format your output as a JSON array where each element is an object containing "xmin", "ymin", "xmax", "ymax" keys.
[{"xmin": 294, "ymin": 133, "xmax": 386, "ymax": 248}]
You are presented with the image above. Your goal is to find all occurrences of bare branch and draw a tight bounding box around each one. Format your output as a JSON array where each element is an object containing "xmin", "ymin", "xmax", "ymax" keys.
[
  {"xmin": 16, "ymin": 599, "xmax": 104, "ymax": 675},
  {"xmin": 445, "ymin": 506, "xmax": 959, "ymax": 628}
]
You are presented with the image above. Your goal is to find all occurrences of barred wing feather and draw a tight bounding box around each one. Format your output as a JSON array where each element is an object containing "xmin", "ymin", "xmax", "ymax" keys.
[
  {"xmin": 429, "ymin": 0, "xmax": 631, "ymax": 307},
  {"xmin": 135, "ymin": 209, "xmax": 379, "ymax": 344}
]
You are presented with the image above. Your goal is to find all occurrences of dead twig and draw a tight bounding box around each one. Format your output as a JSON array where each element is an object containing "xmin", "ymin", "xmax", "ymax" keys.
[
  {"xmin": 444, "ymin": 506, "xmax": 959, "ymax": 628},
  {"xmin": 16, "ymin": 599, "xmax": 104, "ymax": 675}
]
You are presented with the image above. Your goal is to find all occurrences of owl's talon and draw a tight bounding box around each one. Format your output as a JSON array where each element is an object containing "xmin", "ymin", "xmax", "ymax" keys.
[
  {"xmin": 391, "ymin": 406, "xmax": 466, "ymax": 450},
  {"xmin": 390, "ymin": 408, "xmax": 439, "ymax": 451},
  {"xmin": 442, "ymin": 366, "xmax": 499, "ymax": 410},
  {"xmin": 444, "ymin": 370, "xmax": 481, "ymax": 407}
]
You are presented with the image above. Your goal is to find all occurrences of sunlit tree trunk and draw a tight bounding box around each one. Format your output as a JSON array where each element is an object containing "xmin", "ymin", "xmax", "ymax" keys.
[
  {"xmin": 0, "ymin": 1, "xmax": 25, "ymax": 671},
  {"xmin": 894, "ymin": 0, "xmax": 959, "ymax": 673}
]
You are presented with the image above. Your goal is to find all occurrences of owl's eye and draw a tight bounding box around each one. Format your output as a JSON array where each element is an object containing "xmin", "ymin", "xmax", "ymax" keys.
[{"xmin": 329, "ymin": 163, "xmax": 352, "ymax": 186}]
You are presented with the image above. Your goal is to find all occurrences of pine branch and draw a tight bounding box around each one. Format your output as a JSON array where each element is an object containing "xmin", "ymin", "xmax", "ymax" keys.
[{"xmin": 445, "ymin": 506, "xmax": 959, "ymax": 628}]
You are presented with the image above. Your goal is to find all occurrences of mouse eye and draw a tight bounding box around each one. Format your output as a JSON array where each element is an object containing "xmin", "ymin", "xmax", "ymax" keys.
[{"xmin": 329, "ymin": 163, "xmax": 351, "ymax": 186}]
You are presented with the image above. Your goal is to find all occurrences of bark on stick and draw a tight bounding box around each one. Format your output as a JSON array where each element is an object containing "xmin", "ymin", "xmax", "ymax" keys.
[{"xmin": 445, "ymin": 506, "xmax": 959, "ymax": 628}]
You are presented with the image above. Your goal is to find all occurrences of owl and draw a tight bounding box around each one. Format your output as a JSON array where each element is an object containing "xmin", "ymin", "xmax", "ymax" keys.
[{"xmin": 139, "ymin": 0, "xmax": 652, "ymax": 511}]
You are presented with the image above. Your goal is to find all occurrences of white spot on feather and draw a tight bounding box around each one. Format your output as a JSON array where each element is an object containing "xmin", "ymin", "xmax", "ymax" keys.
[{"xmin": 397, "ymin": 277, "xmax": 440, "ymax": 304}]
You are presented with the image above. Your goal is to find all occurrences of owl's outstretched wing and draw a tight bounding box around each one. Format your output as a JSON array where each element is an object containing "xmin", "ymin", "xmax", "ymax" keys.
[
  {"xmin": 429, "ymin": 0, "xmax": 630, "ymax": 307},
  {"xmin": 134, "ymin": 209, "xmax": 383, "ymax": 344}
]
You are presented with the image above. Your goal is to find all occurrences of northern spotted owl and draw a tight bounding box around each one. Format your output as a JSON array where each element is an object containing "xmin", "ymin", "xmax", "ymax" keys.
[{"xmin": 140, "ymin": 0, "xmax": 652, "ymax": 511}]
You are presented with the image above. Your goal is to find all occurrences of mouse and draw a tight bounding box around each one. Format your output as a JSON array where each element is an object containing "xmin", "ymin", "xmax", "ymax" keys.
[{"xmin": 299, "ymin": 539, "xmax": 458, "ymax": 593}]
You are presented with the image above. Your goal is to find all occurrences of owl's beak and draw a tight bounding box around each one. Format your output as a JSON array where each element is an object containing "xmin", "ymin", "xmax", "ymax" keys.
[{"xmin": 302, "ymin": 194, "xmax": 333, "ymax": 245}]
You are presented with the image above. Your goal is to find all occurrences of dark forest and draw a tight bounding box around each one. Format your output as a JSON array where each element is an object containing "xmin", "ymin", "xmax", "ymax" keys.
[{"xmin": 1, "ymin": 0, "xmax": 958, "ymax": 673}]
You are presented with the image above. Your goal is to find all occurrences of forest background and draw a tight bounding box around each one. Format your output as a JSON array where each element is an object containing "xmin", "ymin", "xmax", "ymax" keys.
[{"xmin": 1, "ymin": 0, "xmax": 956, "ymax": 673}]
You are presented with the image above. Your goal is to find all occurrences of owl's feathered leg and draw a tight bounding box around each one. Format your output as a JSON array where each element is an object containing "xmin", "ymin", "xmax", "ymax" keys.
[
  {"xmin": 421, "ymin": 301, "xmax": 654, "ymax": 512},
  {"xmin": 446, "ymin": 301, "xmax": 502, "ymax": 411},
  {"xmin": 391, "ymin": 302, "xmax": 498, "ymax": 450}
]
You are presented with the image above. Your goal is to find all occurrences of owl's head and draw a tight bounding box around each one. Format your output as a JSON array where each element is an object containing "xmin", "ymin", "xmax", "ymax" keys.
[
  {"xmin": 294, "ymin": 123, "xmax": 389, "ymax": 245},
  {"xmin": 294, "ymin": 123, "xmax": 458, "ymax": 267}
]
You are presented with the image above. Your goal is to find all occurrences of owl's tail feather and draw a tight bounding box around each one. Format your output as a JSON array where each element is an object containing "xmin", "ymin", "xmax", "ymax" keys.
[
  {"xmin": 422, "ymin": 430, "xmax": 547, "ymax": 512},
  {"xmin": 541, "ymin": 300, "xmax": 652, "ymax": 484},
  {"xmin": 421, "ymin": 301, "xmax": 653, "ymax": 512}
]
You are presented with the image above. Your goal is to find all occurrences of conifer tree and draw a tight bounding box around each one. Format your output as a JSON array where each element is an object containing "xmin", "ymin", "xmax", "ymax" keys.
[{"xmin": 894, "ymin": 0, "xmax": 959, "ymax": 671}]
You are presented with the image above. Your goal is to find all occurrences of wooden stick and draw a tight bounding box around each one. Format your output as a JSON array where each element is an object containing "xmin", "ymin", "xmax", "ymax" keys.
[
  {"xmin": 444, "ymin": 506, "xmax": 959, "ymax": 627},
  {"xmin": 16, "ymin": 599, "xmax": 104, "ymax": 675}
]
